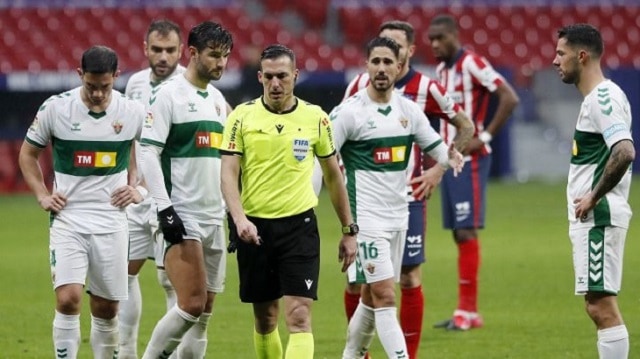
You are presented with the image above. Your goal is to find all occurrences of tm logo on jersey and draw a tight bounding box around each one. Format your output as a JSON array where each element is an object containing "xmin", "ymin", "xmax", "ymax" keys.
[
  {"xmin": 74, "ymin": 151, "xmax": 116, "ymax": 167},
  {"xmin": 195, "ymin": 132, "xmax": 222, "ymax": 149},
  {"xmin": 373, "ymin": 146, "xmax": 406, "ymax": 163}
]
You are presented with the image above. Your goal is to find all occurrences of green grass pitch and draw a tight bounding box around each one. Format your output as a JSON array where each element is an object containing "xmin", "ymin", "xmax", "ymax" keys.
[{"xmin": 1, "ymin": 180, "xmax": 639, "ymax": 358}]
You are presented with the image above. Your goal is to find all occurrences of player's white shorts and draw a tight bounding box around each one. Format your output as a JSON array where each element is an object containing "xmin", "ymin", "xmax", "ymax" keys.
[
  {"xmin": 157, "ymin": 220, "xmax": 226, "ymax": 293},
  {"xmin": 570, "ymin": 225, "xmax": 627, "ymax": 295},
  {"xmin": 127, "ymin": 198, "xmax": 158, "ymax": 261},
  {"xmin": 347, "ymin": 230, "xmax": 406, "ymax": 284},
  {"xmin": 50, "ymin": 227, "xmax": 128, "ymax": 301}
]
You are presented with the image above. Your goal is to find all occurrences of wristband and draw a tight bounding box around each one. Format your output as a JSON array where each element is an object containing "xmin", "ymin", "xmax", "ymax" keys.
[
  {"xmin": 135, "ymin": 185, "xmax": 148, "ymax": 199},
  {"xmin": 479, "ymin": 131, "xmax": 493, "ymax": 144}
]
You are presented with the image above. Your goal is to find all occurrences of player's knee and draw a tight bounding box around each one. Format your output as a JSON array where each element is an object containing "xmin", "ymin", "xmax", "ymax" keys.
[
  {"xmin": 454, "ymin": 228, "xmax": 477, "ymax": 242},
  {"xmin": 584, "ymin": 294, "xmax": 619, "ymax": 327},
  {"xmin": 400, "ymin": 265, "xmax": 421, "ymax": 288},
  {"xmin": 179, "ymin": 295, "xmax": 207, "ymax": 317},
  {"xmin": 55, "ymin": 286, "xmax": 82, "ymax": 314},
  {"xmin": 285, "ymin": 304, "xmax": 311, "ymax": 332},
  {"xmin": 370, "ymin": 284, "xmax": 396, "ymax": 308}
]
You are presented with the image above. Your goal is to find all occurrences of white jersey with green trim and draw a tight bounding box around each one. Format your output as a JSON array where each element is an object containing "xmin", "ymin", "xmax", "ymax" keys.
[
  {"xmin": 125, "ymin": 65, "xmax": 185, "ymax": 225},
  {"xmin": 125, "ymin": 65, "xmax": 186, "ymax": 107},
  {"xmin": 568, "ymin": 79, "xmax": 633, "ymax": 228},
  {"xmin": 25, "ymin": 87, "xmax": 144, "ymax": 233},
  {"xmin": 330, "ymin": 89, "xmax": 449, "ymax": 231},
  {"xmin": 140, "ymin": 74, "xmax": 228, "ymax": 224}
]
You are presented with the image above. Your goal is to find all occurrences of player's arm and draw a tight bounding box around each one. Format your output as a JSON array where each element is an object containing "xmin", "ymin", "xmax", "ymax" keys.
[
  {"xmin": 19, "ymin": 141, "xmax": 67, "ymax": 212},
  {"xmin": 19, "ymin": 98, "xmax": 67, "ymax": 212},
  {"xmin": 448, "ymin": 110, "xmax": 475, "ymax": 153},
  {"xmin": 484, "ymin": 81, "xmax": 519, "ymax": 139},
  {"xmin": 411, "ymin": 106, "xmax": 464, "ymax": 199},
  {"xmin": 573, "ymin": 97, "xmax": 635, "ymax": 220},
  {"xmin": 426, "ymin": 80, "xmax": 475, "ymax": 152},
  {"xmin": 139, "ymin": 92, "xmax": 186, "ymax": 243},
  {"xmin": 317, "ymin": 110, "xmax": 356, "ymax": 272},
  {"xmin": 220, "ymin": 112, "xmax": 261, "ymax": 245}
]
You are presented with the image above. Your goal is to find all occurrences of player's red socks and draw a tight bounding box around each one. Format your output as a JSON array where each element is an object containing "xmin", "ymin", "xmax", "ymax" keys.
[
  {"xmin": 401, "ymin": 286, "xmax": 424, "ymax": 359},
  {"xmin": 457, "ymin": 239, "xmax": 480, "ymax": 312},
  {"xmin": 344, "ymin": 290, "xmax": 361, "ymax": 322}
]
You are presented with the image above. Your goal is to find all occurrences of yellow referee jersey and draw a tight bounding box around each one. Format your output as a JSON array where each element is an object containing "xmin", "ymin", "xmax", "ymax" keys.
[{"xmin": 221, "ymin": 97, "xmax": 336, "ymax": 218}]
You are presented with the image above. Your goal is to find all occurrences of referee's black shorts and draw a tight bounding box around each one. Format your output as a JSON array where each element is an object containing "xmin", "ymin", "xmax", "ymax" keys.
[{"xmin": 232, "ymin": 208, "xmax": 320, "ymax": 303}]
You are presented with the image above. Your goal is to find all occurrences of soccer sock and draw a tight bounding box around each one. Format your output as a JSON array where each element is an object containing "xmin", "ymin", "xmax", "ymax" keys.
[
  {"xmin": 342, "ymin": 302, "xmax": 375, "ymax": 359},
  {"xmin": 285, "ymin": 332, "xmax": 314, "ymax": 359},
  {"xmin": 90, "ymin": 315, "xmax": 119, "ymax": 359},
  {"xmin": 401, "ymin": 286, "xmax": 424, "ymax": 359},
  {"xmin": 118, "ymin": 274, "xmax": 141, "ymax": 359},
  {"xmin": 177, "ymin": 312, "xmax": 211, "ymax": 359},
  {"xmin": 141, "ymin": 305, "xmax": 197, "ymax": 359},
  {"xmin": 344, "ymin": 290, "xmax": 361, "ymax": 322},
  {"xmin": 457, "ymin": 239, "xmax": 480, "ymax": 313},
  {"xmin": 157, "ymin": 268, "xmax": 177, "ymax": 310},
  {"xmin": 53, "ymin": 311, "xmax": 80, "ymax": 359},
  {"xmin": 374, "ymin": 307, "xmax": 407, "ymax": 359},
  {"xmin": 253, "ymin": 326, "xmax": 283, "ymax": 359},
  {"xmin": 597, "ymin": 325, "xmax": 629, "ymax": 359}
]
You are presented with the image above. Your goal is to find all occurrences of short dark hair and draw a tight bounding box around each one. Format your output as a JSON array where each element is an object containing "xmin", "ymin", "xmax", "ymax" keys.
[
  {"xmin": 188, "ymin": 21, "xmax": 233, "ymax": 52},
  {"xmin": 146, "ymin": 19, "xmax": 181, "ymax": 43},
  {"xmin": 558, "ymin": 24, "xmax": 603, "ymax": 58},
  {"xmin": 430, "ymin": 14, "xmax": 458, "ymax": 32},
  {"xmin": 81, "ymin": 45, "xmax": 118, "ymax": 74},
  {"xmin": 366, "ymin": 36, "xmax": 400, "ymax": 59},
  {"xmin": 379, "ymin": 20, "xmax": 415, "ymax": 45},
  {"xmin": 260, "ymin": 44, "xmax": 296, "ymax": 66}
]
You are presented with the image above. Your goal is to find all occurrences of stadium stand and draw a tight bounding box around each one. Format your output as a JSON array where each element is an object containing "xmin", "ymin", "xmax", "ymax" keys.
[{"xmin": 2, "ymin": 1, "xmax": 639, "ymax": 77}]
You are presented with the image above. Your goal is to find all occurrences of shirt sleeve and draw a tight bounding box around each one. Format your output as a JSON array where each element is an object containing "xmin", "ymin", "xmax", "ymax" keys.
[
  {"xmin": 592, "ymin": 93, "xmax": 633, "ymax": 149},
  {"xmin": 466, "ymin": 54, "xmax": 504, "ymax": 93},
  {"xmin": 315, "ymin": 110, "xmax": 336, "ymax": 158},
  {"xmin": 220, "ymin": 107, "xmax": 244, "ymax": 155},
  {"xmin": 327, "ymin": 102, "xmax": 354, "ymax": 153},
  {"xmin": 410, "ymin": 100, "xmax": 449, "ymax": 167},
  {"xmin": 425, "ymin": 79, "xmax": 462, "ymax": 122},
  {"xmin": 140, "ymin": 88, "xmax": 172, "ymax": 149},
  {"xmin": 25, "ymin": 95, "xmax": 57, "ymax": 148}
]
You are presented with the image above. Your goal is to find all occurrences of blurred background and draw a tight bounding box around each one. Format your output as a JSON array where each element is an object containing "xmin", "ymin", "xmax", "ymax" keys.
[{"xmin": 1, "ymin": 0, "xmax": 639, "ymax": 193}]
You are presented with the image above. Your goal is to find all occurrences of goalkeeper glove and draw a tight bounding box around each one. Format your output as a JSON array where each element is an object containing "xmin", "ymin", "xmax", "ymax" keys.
[{"xmin": 158, "ymin": 206, "xmax": 186, "ymax": 244}]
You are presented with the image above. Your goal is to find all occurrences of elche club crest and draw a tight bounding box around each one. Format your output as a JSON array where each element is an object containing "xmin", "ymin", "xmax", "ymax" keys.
[
  {"xmin": 112, "ymin": 119, "xmax": 123, "ymax": 134},
  {"xmin": 292, "ymin": 138, "xmax": 310, "ymax": 161},
  {"xmin": 215, "ymin": 104, "xmax": 221, "ymax": 117},
  {"xmin": 399, "ymin": 117, "xmax": 408, "ymax": 128}
]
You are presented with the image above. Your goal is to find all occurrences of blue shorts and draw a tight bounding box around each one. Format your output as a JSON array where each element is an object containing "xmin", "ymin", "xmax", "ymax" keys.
[
  {"xmin": 441, "ymin": 154, "xmax": 491, "ymax": 230},
  {"xmin": 402, "ymin": 200, "xmax": 426, "ymax": 266}
]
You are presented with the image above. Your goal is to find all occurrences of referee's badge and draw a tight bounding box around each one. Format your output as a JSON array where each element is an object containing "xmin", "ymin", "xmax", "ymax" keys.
[{"xmin": 293, "ymin": 138, "xmax": 310, "ymax": 161}]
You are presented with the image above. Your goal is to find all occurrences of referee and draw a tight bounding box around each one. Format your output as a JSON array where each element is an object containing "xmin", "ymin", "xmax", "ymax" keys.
[{"xmin": 220, "ymin": 44, "xmax": 356, "ymax": 359}]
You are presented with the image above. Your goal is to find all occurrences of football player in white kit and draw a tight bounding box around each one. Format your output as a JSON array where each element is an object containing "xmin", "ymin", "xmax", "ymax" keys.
[
  {"xmin": 19, "ymin": 45, "xmax": 145, "ymax": 359},
  {"xmin": 333, "ymin": 37, "xmax": 464, "ymax": 359},
  {"xmin": 118, "ymin": 19, "xmax": 185, "ymax": 359},
  {"xmin": 554, "ymin": 24, "xmax": 635, "ymax": 359},
  {"xmin": 139, "ymin": 21, "xmax": 233, "ymax": 359}
]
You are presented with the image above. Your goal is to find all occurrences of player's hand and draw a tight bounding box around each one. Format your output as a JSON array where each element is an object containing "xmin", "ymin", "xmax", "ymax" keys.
[
  {"xmin": 409, "ymin": 165, "xmax": 445, "ymax": 201},
  {"xmin": 38, "ymin": 192, "xmax": 67, "ymax": 213},
  {"xmin": 235, "ymin": 216, "xmax": 261, "ymax": 245},
  {"xmin": 338, "ymin": 234, "xmax": 357, "ymax": 272},
  {"xmin": 110, "ymin": 185, "xmax": 144, "ymax": 208},
  {"xmin": 158, "ymin": 206, "xmax": 186, "ymax": 244},
  {"xmin": 447, "ymin": 142, "xmax": 464, "ymax": 177},
  {"xmin": 462, "ymin": 138, "xmax": 484, "ymax": 156},
  {"xmin": 574, "ymin": 193, "xmax": 597, "ymax": 222}
]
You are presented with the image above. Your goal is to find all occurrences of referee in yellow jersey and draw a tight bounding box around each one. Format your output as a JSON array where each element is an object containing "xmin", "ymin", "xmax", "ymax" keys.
[{"xmin": 220, "ymin": 44, "xmax": 357, "ymax": 359}]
